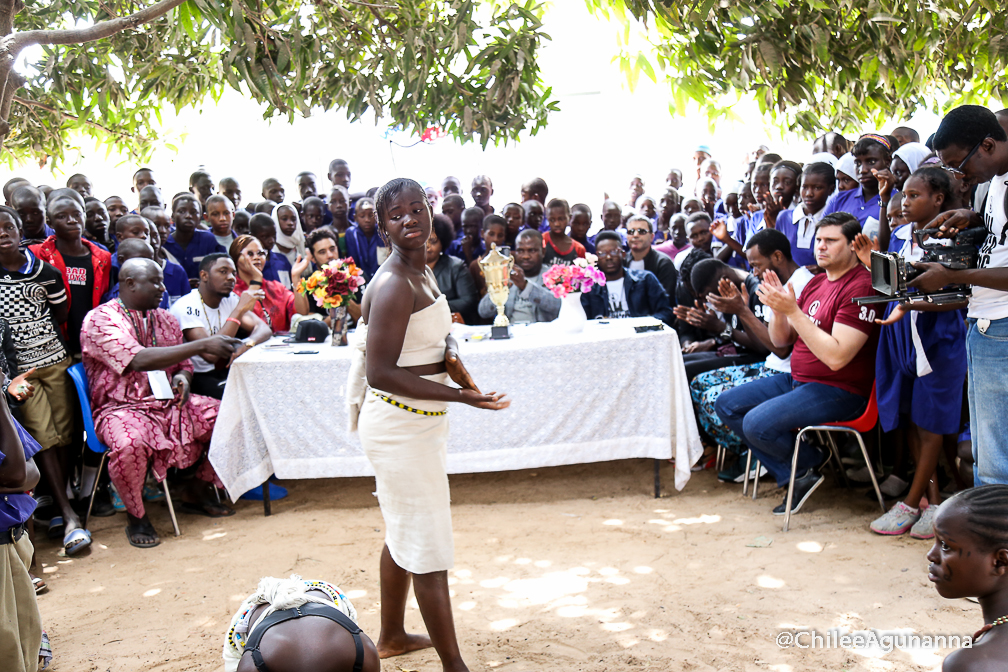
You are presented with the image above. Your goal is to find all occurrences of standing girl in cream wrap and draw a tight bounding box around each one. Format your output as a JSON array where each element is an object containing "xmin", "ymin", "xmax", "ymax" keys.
[{"xmin": 348, "ymin": 178, "xmax": 508, "ymax": 672}]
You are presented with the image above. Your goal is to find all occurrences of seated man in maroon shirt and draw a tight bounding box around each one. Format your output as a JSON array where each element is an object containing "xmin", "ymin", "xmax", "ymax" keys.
[{"xmin": 715, "ymin": 213, "xmax": 879, "ymax": 515}]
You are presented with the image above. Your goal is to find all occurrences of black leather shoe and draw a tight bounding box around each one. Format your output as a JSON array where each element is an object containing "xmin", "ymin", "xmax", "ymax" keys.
[{"xmin": 773, "ymin": 469, "xmax": 824, "ymax": 515}]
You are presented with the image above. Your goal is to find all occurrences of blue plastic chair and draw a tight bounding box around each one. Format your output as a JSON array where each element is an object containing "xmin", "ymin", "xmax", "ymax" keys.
[{"xmin": 66, "ymin": 363, "xmax": 180, "ymax": 536}]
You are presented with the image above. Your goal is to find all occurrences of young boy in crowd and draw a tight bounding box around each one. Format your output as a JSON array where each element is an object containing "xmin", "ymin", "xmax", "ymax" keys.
[
  {"xmin": 232, "ymin": 210, "xmax": 251, "ymax": 238},
  {"xmin": 103, "ymin": 195, "xmax": 129, "ymax": 237},
  {"xmin": 10, "ymin": 186, "xmax": 51, "ymax": 247},
  {"xmin": 141, "ymin": 206, "xmax": 190, "ymax": 306},
  {"xmin": 137, "ymin": 185, "xmax": 165, "ymax": 212},
  {"xmin": 502, "ymin": 202, "xmax": 525, "ymax": 247},
  {"xmin": 345, "ymin": 197, "xmax": 382, "ymax": 279},
  {"xmin": 132, "ymin": 167, "xmax": 156, "ymax": 194},
  {"xmin": 523, "ymin": 199, "xmax": 546, "ymax": 234},
  {"xmin": 569, "ymin": 203, "xmax": 595, "ymax": 254},
  {"xmin": 448, "ymin": 206, "xmax": 487, "ymax": 265},
  {"xmin": 205, "ymin": 194, "xmax": 236, "ymax": 251},
  {"xmin": 542, "ymin": 198, "xmax": 586, "ymax": 265},
  {"xmin": 301, "ymin": 196, "xmax": 326, "ymax": 234},
  {"xmin": 161, "ymin": 193, "xmax": 226, "ymax": 286},
  {"xmin": 468, "ymin": 214, "xmax": 508, "ymax": 296},
  {"xmin": 219, "ymin": 177, "xmax": 242, "ymax": 210},
  {"xmin": 262, "ymin": 178, "xmax": 285, "ymax": 203},
  {"xmin": 83, "ymin": 198, "xmax": 111, "ymax": 250},
  {"xmin": 250, "ymin": 212, "xmax": 293, "ymax": 287},
  {"xmin": 440, "ymin": 194, "xmax": 466, "ymax": 237}
]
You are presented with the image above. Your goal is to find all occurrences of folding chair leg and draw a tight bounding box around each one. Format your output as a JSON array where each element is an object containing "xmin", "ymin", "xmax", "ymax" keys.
[
  {"xmin": 162, "ymin": 479, "xmax": 181, "ymax": 537},
  {"xmin": 213, "ymin": 486, "xmax": 222, "ymax": 505},
  {"xmin": 715, "ymin": 445, "xmax": 724, "ymax": 472},
  {"xmin": 752, "ymin": 460, "xmax": 761, "ymax": 500},
  {"xmin": 263, "ymin": 480, "xmax": 271, "ymax": 517},
  {"xmin": 783, "ymin": 430, "xmax": 807, "ymax": 532},
  {"xmin": 742, "ymin": 450, "xmax": 753, "ymax": 496},
  {"xmin": 83, "ymin": 451, "xmax": 108, "ymax": 531},
  {"xmin": 855, "ymin": 431, "xmax": 886, "ymax": 512}
]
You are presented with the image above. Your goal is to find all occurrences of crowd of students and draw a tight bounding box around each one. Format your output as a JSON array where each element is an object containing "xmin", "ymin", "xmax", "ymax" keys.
[{"xmin": 5, "ymin": 103, "xmax": 1008, "ymax": 670}]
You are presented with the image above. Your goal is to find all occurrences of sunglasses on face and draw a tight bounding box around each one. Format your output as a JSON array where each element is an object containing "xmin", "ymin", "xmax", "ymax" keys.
[{"xmin": 627, "ymin": 228, "xmax": 651, "ymax": 236}]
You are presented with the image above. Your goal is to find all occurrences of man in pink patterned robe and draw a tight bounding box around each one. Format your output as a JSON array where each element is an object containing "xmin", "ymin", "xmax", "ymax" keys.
[{"xmin": 81, "ymin": 258, "xmax": 241, "ymax": 547}]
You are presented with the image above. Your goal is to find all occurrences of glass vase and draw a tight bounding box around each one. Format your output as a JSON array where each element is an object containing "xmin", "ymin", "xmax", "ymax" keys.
[{"xmin": 328, "ymin": 306, "xmax": 349, "ymax": 346}]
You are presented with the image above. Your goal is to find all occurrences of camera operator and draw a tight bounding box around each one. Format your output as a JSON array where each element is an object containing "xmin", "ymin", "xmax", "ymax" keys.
[{"xmin": 911, "ymin": 105, "xmax": 1008, "ymax": 486}]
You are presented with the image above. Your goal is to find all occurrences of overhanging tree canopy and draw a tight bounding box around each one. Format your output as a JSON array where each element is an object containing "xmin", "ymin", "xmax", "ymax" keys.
[
  {"xmin": 587, "ymin": 0, "xmax": 1008, "ymax": 135},
  {"xmin": 0, "ymin": 0, "xmax": 555, "ymax": 165}
]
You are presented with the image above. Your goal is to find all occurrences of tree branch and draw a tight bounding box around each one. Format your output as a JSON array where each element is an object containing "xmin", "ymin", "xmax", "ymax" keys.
[
  {"xmin": 12, "ymin": 94, "xmax": 147, "ymax": 142},
  {"xmin": 7, "ymin": 0, "xmax": 185, "ymax": 52},
  {"xmin": 0, "ymin": 0, "xmax": 23, "ymax": 37},
  {"xmin": 0, "ymin": 69, "xmax": 23, "ymax": 139}
]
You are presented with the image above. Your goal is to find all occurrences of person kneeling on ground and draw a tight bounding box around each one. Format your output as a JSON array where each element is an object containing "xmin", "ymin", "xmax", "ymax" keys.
[
  {"xmin": 478, "ymin": 228, "xmax": 560, "ymax": 324},
  {"xmin": 581, "ymin": 231, "xmax": 676, "ymax": 326},
  {"xmin": 82, "ymin": 258, "xmax": 244, "ymax": 547},
  {"xmin": 714, "ymin": 213, "xmax": 879, "ymax": 515},
  {"xmin": 223, "ymin": 575, "xmax": 379, "ymax": 672}
]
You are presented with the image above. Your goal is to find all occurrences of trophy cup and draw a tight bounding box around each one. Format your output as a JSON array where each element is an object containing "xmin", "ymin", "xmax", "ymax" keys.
[{"xmin": 478, "ymin": 243, "xmax": 514, "ymax": 339}]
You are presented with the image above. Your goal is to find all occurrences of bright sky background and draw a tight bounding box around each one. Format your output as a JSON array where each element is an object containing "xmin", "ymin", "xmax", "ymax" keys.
[{"xmin": 10, "ymin": 4, "xmax": 945, "ymax": 218}]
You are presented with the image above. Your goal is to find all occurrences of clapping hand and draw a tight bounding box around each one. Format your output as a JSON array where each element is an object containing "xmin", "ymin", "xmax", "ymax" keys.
[
  {"xmin": 673, "ymin": 300, "xmax": 725, "ymax": 333},
  {"xmin": 706, "ymin": 277, "xmax": 748, "ymax": 315},
  {"xmin": 291, "ymin": 254, "xmax": 311, "ymax": 281},
  {"xmin": 852, "ymin": 233, "xmax": 879, "ymax": 269},
  {"xmin": 710, "ymin": 219, "xmax": 731, "ymax": 243},
  {"xmin": 756, "ymin": 270, "xmax": 799, "ymax": 317},
  {"xmin": 872, "ymin": 168, "xmax": 896, "ymax": 202},
  {"xmin": 762, "ymin": 193, "xmax": 785, "ymax": 228}
]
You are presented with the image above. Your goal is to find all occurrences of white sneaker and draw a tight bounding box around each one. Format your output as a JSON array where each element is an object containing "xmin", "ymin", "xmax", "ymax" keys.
[
  {"xmin": 879, "ymin": 474, "xmax": 909, "ymax": 498},
  {"xmin": 870, "ymin": 501, "xmax": 920, "ymax": 535},
  {"xmin": 846, "ymin": 465, "xmax": 882, "ymax": 484},
  {"xmin": 910, "ymin": 505, "xmax": 936, "ymax": 540}
]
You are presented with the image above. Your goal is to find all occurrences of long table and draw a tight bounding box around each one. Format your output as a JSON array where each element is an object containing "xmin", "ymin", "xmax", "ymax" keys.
[{"xmin": 209, "ymin": 316, "xmax": 703, "ymax": 502}]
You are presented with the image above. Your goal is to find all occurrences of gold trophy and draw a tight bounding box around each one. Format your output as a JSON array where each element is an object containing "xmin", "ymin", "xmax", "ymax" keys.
[{"xmin": 478, "ymin": 243, "xmax": 514, "ymax": 339}]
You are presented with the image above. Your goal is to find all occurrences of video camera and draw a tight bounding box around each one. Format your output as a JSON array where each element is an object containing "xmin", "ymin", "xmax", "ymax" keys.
[{"xmin": 854, "ymin": 225, "xmax": 987, "ymax": 306}]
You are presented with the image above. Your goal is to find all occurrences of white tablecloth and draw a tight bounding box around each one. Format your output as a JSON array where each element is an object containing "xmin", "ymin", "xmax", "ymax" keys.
[{"xmin": 209, "ymin": 317, "xmax": 702, "ymax": 500}]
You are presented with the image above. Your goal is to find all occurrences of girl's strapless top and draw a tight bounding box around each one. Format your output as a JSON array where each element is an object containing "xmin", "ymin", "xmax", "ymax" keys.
[{"xmin": 346, "ymin": 294, "xmax": 451, "ymax": 430}]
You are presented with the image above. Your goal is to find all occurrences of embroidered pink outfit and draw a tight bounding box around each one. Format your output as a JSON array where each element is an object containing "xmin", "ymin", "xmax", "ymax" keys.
[{"xmin": 81, "ymin": 301, "xmax": 221, "ymax": 518}]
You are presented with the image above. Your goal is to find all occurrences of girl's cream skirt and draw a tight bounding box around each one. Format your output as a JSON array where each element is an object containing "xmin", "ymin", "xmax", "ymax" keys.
[{"xmin": 357, "ymin": 373, "xmax": 453, "ymax": 575}]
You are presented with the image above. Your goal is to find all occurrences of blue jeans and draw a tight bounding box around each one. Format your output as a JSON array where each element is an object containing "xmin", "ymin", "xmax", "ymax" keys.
[
  {"xmin": 966, "ymin": 317, "xmax": 1008, "ymax": 486},
  {"xmin": 715, "ymin": 373, "xmax": 869, "ymax": 486}
]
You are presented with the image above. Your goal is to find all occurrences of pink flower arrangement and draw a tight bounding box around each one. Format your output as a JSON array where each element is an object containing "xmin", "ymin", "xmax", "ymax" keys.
[
  {"xmin": 542, "ymin": 254, "xmax": 606, "ymax": 298},
  {"xmin": 296, "ymin": 258, "xmax": 366, "ymax": 309}
]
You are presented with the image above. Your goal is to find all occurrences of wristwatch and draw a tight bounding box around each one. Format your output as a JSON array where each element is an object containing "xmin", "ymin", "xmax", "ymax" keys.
[{"xmin": 719, "ymin": 321, "xmax": 734, "ymax": 342}]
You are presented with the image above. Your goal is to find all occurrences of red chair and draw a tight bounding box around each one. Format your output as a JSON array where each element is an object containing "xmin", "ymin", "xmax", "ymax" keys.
[{"xmin": 782, "ymin": 384, "xmax": 886, "ymax": 532}]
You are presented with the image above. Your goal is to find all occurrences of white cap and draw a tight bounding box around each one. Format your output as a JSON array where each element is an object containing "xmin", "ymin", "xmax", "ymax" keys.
[{"xmin": 836, "ymin": 152, "xmax": 856, "ymax": 179}]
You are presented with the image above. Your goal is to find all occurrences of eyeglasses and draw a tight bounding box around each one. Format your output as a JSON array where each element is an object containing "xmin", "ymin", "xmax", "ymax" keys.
[
  {"xmin": 596, "ymin": 250, "xmax": 622, "ymax": 259},
  {"xmin": 627, "ymin": 228, "xmax": 651, "ymax": 236},
  {"xmin": 942, "ymin": 135, "xmax": 990, "ymax": 177}
]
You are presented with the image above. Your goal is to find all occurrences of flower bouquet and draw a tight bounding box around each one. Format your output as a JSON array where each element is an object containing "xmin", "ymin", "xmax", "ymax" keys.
[
  {"xmin": 542, "ymin": 254, "xmax": 606, "ymax": 298},
  {"xmin": 542, "ymin": 254, "xmax": 606, "ymax": 333},
  {"xmin": 296, "ymin": 259, "xmax": 365, "ymax": 345}
]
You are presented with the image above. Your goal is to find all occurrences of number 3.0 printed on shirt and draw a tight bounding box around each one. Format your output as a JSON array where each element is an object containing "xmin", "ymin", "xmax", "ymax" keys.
[{"xmin": 858, "ymin": 305, "xmax": 876, "ymax": 322}]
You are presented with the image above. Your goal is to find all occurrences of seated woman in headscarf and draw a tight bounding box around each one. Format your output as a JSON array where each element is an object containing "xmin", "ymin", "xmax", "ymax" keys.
[
  {"xmin": 271, "ymin": 203, "xmax": 306, "ymax": 268},
  {"xmin": 230, "ymin": 235, "xmax": 311, "ymax": 334},
  {"xmin": 224, "ymin": 575, "xmax": 379, "ymax": 672}
]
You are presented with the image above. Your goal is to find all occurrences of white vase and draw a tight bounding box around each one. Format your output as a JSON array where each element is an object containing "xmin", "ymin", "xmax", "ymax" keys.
[{"xmin": 556, "ymin": 291, "xmax": 587, "ymax": 333}]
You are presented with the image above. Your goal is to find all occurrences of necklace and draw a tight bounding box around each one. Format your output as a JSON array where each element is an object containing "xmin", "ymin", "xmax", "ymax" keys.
[
  {"xmin": 199, "ymin": 293, "xmax": 223, "ymax": 334},
  {"xmin": 974, "ymin": 614, "xmax": 1008, "ymax": 641},
  {"xmin": 116, "ymin": 299, "xmax": 157, "ymax": 347}
]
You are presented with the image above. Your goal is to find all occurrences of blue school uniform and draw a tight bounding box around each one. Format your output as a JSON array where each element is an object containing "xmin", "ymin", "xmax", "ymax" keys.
[
  {"xmin": 823, "ymin": 186, "xmax": 895, "ymax": 229},
  {"xmin": 875, "ymin": 236, "xmax": 967, "ymax": 435},
  {"xmin": 162, "ymin": 230, "xmax": 226, "ymax": 280},
  {"xmin": 262, "ymin": 250, "xmax": 292, "ymax": 287},
  {"xmin": 162, "ymin": 259, "xmax": 190, "ymax": 305},
  {"xmin": 775, "ymin": 206, "xmax": 822, "ymax": 267},
  {"xmin": 344, "ymin": 225, "xmax": 381, "ymax": 279}
]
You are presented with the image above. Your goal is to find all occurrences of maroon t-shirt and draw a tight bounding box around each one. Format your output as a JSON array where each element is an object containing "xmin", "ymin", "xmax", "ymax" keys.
[{"xmin": 790, "ymin": 264, "xmax": 878, "ymax": 397}]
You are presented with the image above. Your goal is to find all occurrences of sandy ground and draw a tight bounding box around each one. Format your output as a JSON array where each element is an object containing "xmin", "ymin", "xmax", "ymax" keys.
[{"xmin": 34, "ymin": 458, "xmax": 976, "ymax": 672}]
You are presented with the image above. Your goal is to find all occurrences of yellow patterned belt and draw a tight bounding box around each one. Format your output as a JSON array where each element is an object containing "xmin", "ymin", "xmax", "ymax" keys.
[{"xmin": 371, "ymin": 391, "xmax": 448, "ymax": 416}]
